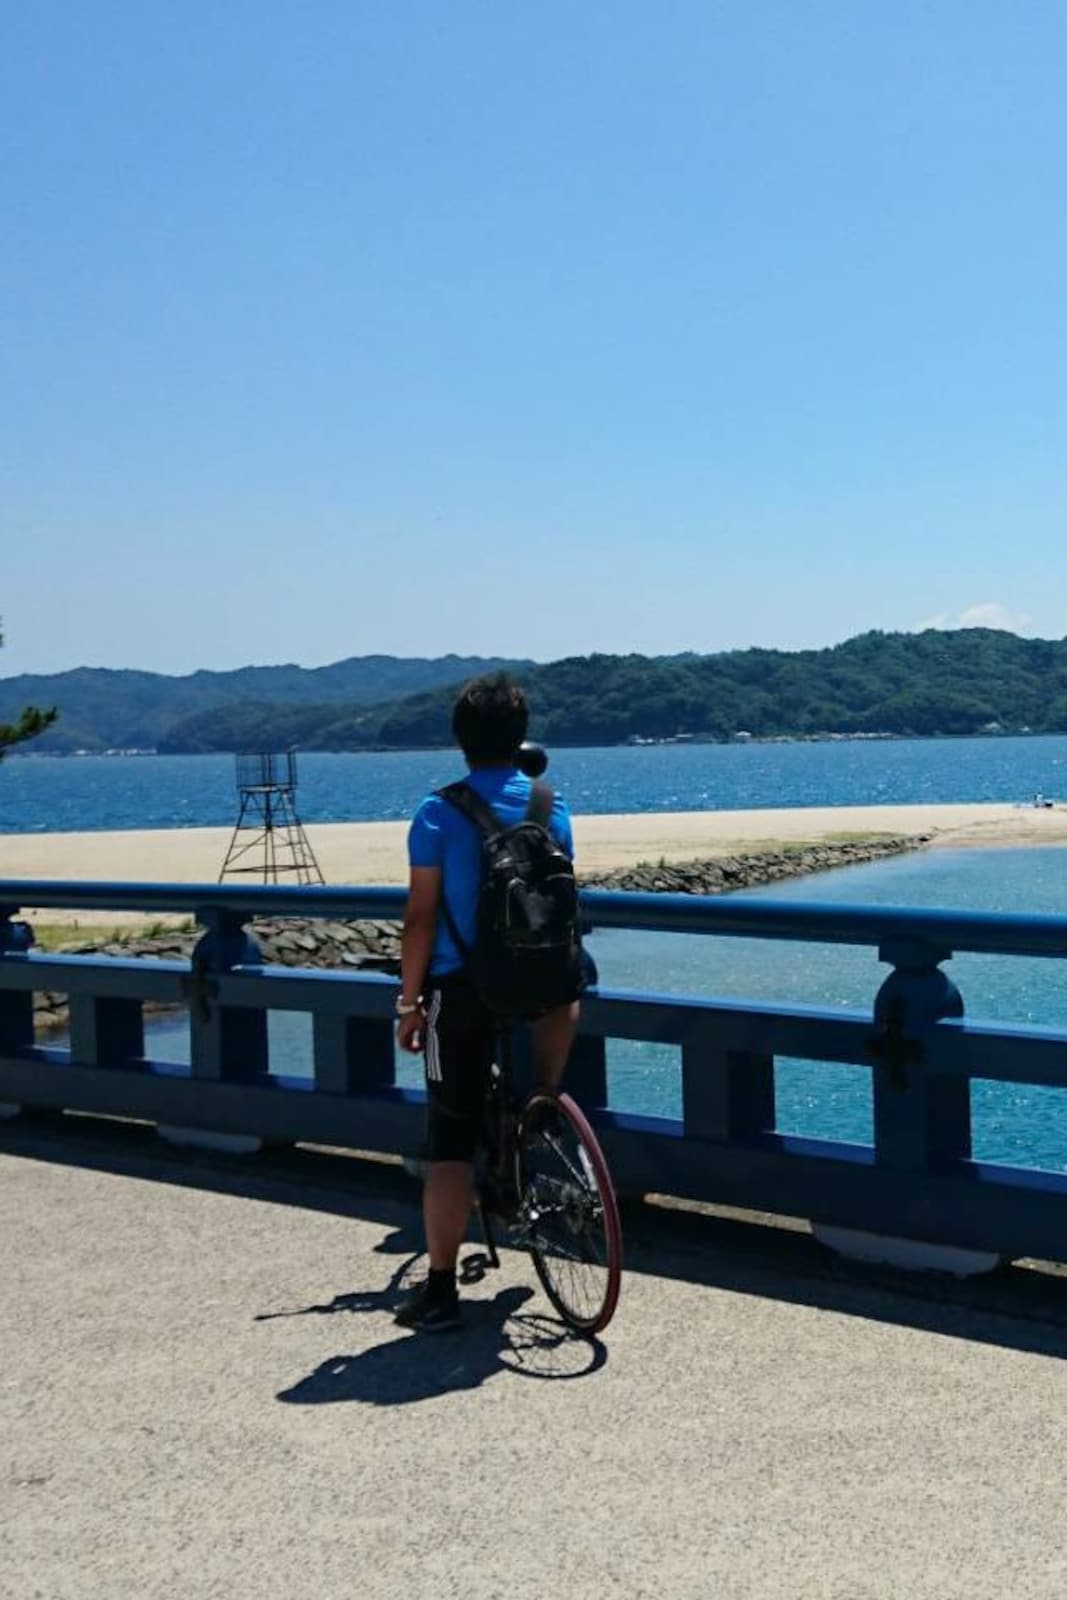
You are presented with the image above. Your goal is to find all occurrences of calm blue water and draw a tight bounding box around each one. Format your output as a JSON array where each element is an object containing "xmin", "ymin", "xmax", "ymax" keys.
[
  {"xmin": 131, "ymin": 846, "xmax": 1067, "ymax": 1177},
  {"xmin": 6, "ymin": 734, "xmax": 1067, "ymax": 833}
]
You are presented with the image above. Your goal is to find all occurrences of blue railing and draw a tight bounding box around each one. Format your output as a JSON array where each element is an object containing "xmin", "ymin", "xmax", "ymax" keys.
[{"xmin": 4, "ymin": 878, "xmax": 1067, "ymax": 1268}]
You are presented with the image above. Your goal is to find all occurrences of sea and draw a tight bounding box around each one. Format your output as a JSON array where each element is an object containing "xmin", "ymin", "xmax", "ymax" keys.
[
  {"xmin": 5, "ymin": 734, "xmax": 1067, "ymax": 832},
  {"xmin": 7, "ymin": 737, "xmax": 1067, "ymax": 1171}
]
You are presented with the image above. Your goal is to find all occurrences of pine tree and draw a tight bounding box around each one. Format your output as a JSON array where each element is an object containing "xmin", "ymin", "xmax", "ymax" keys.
[{"xmin": 0, "ymin": 621, "xmax": 57, "ymax": 757}]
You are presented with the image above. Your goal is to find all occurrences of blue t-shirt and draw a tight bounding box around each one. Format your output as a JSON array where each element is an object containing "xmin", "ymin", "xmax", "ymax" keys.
[{"xmin": 407, "ymin": 765, "xmax": 576, "ymax": 977}]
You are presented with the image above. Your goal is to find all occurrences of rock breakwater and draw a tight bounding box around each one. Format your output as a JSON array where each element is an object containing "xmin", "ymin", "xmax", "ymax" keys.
[{"xmin": 587, "ymin": 834, "xmax": 929, "ymax": 895}]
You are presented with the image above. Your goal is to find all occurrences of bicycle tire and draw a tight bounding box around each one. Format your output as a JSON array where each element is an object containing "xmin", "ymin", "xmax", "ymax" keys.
[{"xmin": 516, "ymin": 1091, "xmax": 622, "ymax": 1334}]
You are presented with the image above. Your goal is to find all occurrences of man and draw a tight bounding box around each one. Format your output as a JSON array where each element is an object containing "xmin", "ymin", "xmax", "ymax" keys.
[{"xmin": 394, "ymin": 674, "xmax": 580, "ymax": 1330}]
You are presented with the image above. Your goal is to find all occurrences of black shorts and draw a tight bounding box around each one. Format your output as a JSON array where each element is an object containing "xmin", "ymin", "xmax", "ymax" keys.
[{"xmin": 422, "ymin": 975, "xmax": 496, "ymax": 1162}]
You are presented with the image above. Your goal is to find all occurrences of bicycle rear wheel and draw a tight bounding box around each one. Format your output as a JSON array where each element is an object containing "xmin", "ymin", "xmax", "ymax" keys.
[{"xmin": 516, "ymin": 1091, "xmax": 622, "ymax": 1334}]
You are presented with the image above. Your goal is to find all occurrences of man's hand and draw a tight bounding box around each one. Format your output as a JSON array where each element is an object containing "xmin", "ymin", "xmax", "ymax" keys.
[{"xmin": 396, "ymin": 1009, "xmax": 425, "ymax": 1054}]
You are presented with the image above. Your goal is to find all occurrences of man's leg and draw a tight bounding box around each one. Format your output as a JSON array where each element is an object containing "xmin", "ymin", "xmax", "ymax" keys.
[
  {"xmin": 396, "ymin": 981, "xmax": 492, "ymax": 1329},
  {"xmin": 530, "ymin": 1000, "xmax": 580, "ymax": 1092},
  {"xmin": 396, "ymin": 1151, "xmax": 473, "ymax": 1329},
  {"xmin": 423, "ymin": 1160, "xmax": 475, "ymax": 1271}
]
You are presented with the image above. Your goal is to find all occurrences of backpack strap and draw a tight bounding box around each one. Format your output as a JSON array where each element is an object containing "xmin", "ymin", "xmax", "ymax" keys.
[
  {"xmin": 437, "ymin": 780, "xmax": 506, "ymax": 839},
  {"xmin": 525, "ymin": 781, "xmax": 555, "ymax": 829},
  {"xmin": 434, "ymin": 782, "xmax": 497, "ymax": 967},
  {"xmin": 438, "ymin": 895, "xmax": 471, "ymax": 964}
]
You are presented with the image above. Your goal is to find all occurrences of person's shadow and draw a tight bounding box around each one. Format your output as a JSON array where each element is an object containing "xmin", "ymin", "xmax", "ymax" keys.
[
  {"xmin": 255, "ymin": 1226, "xmax": 426, "ymax": 1326},
  {"xmin": 260, "ymin": 1228, "xmax": 608, "ymax": 1407}
]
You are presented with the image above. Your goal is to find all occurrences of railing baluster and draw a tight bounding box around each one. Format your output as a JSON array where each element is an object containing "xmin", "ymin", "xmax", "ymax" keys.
[
  {"xmin": 683, "ymin": 1019, "xmax": 774, "ymax": 1141},
  {"xmin": 566, "ymin": 1034, "xmax": 608, "ymax": 1108},
  {"xmin": 70, "ymin": 996, "xmax": 144, "ymax": 1068},
  {"xmin": 313, "ymin": 1014, "xmax": 395, "ymax": 1094},
  {"xmin": 504, "ymin": 1024, "xmax": 608, "ymax": 1108}
]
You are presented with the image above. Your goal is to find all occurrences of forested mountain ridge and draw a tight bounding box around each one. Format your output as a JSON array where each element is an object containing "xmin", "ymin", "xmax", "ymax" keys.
[
  {"xmin": 11, "ymin": 631, "xmax": 1067, "ymax": 755},
  {"xmin": 0, "ymin": 655, "xmax": 529, "ymax": 753},
  {"xmin": 157, "ymin": 629, "xmax": 1067, "ymax": 752}
]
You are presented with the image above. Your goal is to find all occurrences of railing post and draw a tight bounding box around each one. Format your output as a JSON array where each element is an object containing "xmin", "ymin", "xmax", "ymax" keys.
[
  {"xmin": 187, "ymin": 910, "xmax": 266, "ymax": 1083},
  {"xmin": 159, "ymin": 908, "xmax": 266, "ymax": 1156},
  {"xmin": 816, "ymin": 937, "xmax": 996, "ymax": 1275},
  {"xmin": 870, "ymin": 937, "xmax": 968, "ymax": 1169},
  {"xmin": 0, "ymin": 906, "xmax": 34, "ymax": 1118}
]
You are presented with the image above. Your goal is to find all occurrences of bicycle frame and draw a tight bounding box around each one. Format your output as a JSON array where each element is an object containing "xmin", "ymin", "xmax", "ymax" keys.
[{"xmin": 470, "ymin": 1031, "xmax": 577, "ymax": 1256}]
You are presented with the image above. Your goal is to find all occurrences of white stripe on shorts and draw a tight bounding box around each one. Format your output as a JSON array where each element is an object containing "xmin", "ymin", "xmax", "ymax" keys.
[{"xmin": 424, "ymin": 989, "xmax": 443, "ymax": 1083}]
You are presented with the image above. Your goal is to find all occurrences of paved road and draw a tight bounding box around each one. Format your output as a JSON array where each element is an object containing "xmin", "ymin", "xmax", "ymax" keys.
[{"xmin": 4, "ymin": 1120, "xmax": 1067, "ymax": 1599}]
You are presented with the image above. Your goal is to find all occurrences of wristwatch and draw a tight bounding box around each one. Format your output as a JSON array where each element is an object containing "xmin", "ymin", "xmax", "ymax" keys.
[{"xmin": 395, "ymin": 996, "xmax": 423, "ymax": 1017}]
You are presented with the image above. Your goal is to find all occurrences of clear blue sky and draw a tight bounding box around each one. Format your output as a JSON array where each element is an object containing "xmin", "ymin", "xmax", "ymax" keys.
[{"xmin": 3, "ymin": 2, "xmax": 1065, "ymax": 677}]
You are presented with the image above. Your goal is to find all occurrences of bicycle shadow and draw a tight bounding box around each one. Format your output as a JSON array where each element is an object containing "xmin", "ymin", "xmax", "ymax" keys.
[{"xmin": 267, "ymin": 1238, "xmax": 608, "ymax": 1407}]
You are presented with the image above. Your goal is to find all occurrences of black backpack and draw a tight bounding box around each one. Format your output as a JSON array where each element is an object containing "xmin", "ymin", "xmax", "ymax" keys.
[{"xmin": 437, "ymin": 779, "xmax": 583, "ymax": 1019}]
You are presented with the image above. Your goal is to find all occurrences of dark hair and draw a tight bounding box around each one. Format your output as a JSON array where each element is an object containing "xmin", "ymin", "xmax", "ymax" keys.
[{"xmin": 452, "ymin": 673, "xmax": 529, "ymax": 763}]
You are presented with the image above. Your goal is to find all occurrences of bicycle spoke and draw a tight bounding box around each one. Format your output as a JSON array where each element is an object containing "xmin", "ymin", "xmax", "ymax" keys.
[
  {"xmin": 522, "ymin": 1233, "xmax": 592, "ymax": 1266},
  {"xmin": 538, "ymin": 1131, "xmax": 591, "ymax": 1190},
  {"xmin": 524, "ymin": 1194, "xmax": 608, "ymax": 1266},
  {"xmin": 525, "ymin": 1179, "xmax": 602, "ymax": 1222}
]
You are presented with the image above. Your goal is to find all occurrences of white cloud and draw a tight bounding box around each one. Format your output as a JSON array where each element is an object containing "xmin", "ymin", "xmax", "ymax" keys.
[
  {"xmin": 956, "ymin": 602, "xmax": 1031, "ymax": 631},
  {"xmin": 913, "ymin": 602, "xmax": 1031, "ymax": 634}
]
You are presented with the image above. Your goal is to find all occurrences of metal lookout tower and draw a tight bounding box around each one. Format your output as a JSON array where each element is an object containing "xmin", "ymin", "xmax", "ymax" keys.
[{"xmin": 218, "ymin": 752, "xmax": 324, "ymax": 885}]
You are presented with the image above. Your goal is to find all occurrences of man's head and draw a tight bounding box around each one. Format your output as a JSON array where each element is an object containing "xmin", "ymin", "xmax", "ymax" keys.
[{"xmin": 452, "ymin": 673, "xmax": 529, "ymax": 766}]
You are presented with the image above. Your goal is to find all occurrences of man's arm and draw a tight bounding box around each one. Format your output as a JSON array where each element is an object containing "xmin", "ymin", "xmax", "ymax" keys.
[{"xmin": 396, "ymin": 865, "xmax": 441, "ymax": 1053}]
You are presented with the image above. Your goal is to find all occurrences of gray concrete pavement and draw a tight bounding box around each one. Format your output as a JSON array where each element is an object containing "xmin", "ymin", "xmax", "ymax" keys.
[{"xmin": 4, "ymin": 1121, "xmax": 1067, "ymax": 1600}]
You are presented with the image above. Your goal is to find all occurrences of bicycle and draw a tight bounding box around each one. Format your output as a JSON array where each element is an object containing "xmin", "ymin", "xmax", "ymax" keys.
[{"xmin": 460, "ymin": 1025, "xmax": 623, "ymax": 1335}]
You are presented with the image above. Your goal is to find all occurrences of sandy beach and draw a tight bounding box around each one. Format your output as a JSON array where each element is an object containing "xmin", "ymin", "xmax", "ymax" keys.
[{"xmin": 2, "ymin": 801, "xmax": 1066, "ymax": 926}]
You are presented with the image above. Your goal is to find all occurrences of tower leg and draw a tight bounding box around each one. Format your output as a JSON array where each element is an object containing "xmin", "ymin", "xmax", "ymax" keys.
[{"xmin": 219, "ymin": 781, "xmax": 325, "ymax": 885}]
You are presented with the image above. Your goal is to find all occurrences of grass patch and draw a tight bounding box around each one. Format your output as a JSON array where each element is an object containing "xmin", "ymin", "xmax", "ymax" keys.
[
  {"xmin": 819, "ymin": 830, "xmax": 912, "ymax": 844},
  {"xmin": 734, "ymin": 832, "xmax": 913, "ymax": 854},
  {"xmin": 28, "ymin": 918, "xmax": 196, "ymax": 952}
]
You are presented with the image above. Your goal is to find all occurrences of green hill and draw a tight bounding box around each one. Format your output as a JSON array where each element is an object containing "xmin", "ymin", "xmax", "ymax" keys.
[
  {"xmin": 0, "ymin": 655, "xmax": 529, "ymax": 753},
  {"xmin": 12, "ymin": 630, "xmax": 1067, "ymax": 756},
  {"xmin": 155, "ymin": 628, "xmax": 1067, "ymax": 752}
]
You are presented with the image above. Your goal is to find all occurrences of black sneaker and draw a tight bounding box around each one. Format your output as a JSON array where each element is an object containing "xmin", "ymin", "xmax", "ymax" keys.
[{"xmin": 393, "ymin": 1283, "xmax": 462, "ymax": 1332}]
